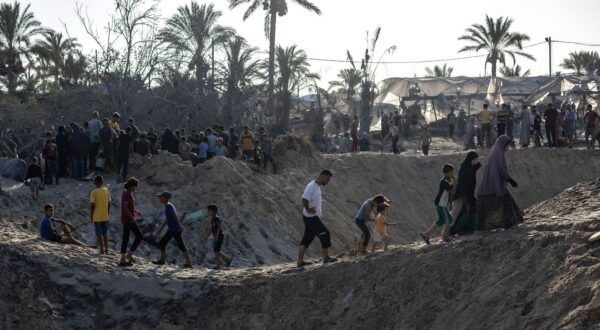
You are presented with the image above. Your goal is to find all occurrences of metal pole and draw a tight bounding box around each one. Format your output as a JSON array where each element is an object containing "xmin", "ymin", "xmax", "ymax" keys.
[{"xmin": 546, "ymin": 37, "xmax": 552, "ymax": 77}]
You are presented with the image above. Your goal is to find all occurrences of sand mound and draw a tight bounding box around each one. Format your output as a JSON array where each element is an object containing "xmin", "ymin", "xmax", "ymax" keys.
[
  {"xmin": 3, "ymin": 148, "xmax": 600, "ymax": 268},
  {"xmin": 3, "ymin": 177, "xmax": 600, "ymax": 328}
]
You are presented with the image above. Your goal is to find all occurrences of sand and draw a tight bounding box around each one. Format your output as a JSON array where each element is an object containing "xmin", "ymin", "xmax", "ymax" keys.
[
  {"xmin": 3, "ymin": 141, "xmax": 600, "ymax": 266},
  {"xmin": 3, "ymin": 142, "xmax": 600, "ymax": 328},
  {"xmin": 3, "ymin": 177, "xmax": 600, "ymax": 328}
]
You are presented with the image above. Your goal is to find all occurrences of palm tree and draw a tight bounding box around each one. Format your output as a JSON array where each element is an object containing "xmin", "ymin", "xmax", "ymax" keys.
[
  {"xmin": 272, "ymin": 44, "xmax": 311, "ymax": 130},
  {"xmin": 222, "ymin": 36, "xmax": 260, "ymax": 125},
  {"xmin": 31, "ymin": 30, "xmax": 80, "ymax": 86},
  {"xmin": 347, "ymin": 27, "xmax": 396, "ymax": 132},
  {"xmin": 458, "ymin": 15, "xmax": 535, "ymax": 77},
  {"xmin": 425, "ymin": 63, "xmax": 453, "ymax": 77},
  {"xmin": 561, "ymin": 51, "xmax": 599, "ymax": 76},
  {"xmin": 228, "ymin": 0, "xmax": 321, "ymax": 119},
  {"xmin": 0, "ymin": 1, "xmax": 44, "ymax": 95},
  {"xmin": 499, "ymin": 64, "xmax": 530, "ymax": 77},
  {"xmin": 329, "ymin": 68, "xmax": 361, "ymax": 114},
  {"xmin": 159, "ymin": 2, "xmax": 235, "ymax": 95}
]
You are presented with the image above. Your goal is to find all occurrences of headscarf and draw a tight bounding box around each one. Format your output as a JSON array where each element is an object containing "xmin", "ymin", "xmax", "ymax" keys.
[
  {"xmin": 477, "ymin": 135, "xmax": 512, "ymax": 197},
  {"xmin": 454, "ymin": 151, "xmax": 480, "ymax": 202},
  {"xmin": 462, "ymin": 151, "xmax": 479, "ymax": 166}
]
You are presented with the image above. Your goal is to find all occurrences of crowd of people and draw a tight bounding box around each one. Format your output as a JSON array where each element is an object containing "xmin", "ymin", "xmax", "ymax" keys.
[
  {"xmin": 26, "ymin": 102, "xmax": 592, "ymax": 269},
  {"xmin": 35, "ymin": 130, "xmax": 530, "ymax": 269},
  {"xmin": 461, "ymin": 102, "xmax": 599, "ymax": 150},
  {"xmin": 31, "ymin": 111, "xmax": 277, "ymax": 192}
]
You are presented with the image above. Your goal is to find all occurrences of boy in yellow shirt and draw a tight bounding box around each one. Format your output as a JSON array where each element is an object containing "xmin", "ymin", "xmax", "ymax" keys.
[
  {"xmin": 90, "ymin": 176, "xmax": 111, "ymax": 254},
  {"xmin": 371, "ymin": 203, "xmax": 396, "ymax": 252}
]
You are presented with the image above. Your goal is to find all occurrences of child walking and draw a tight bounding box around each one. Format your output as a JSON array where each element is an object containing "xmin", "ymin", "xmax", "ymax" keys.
[
  {"xmin": 204, "ymin": 205, "xmax": 233, "ymax": 270},
  {"xmin": 371, "ymin": 203, "xmax": 396, "ymax": 252},
  {"xmin": 25, "ymin": 157, "xmax": 43, "ymax": 200},
  {"xmin": 420, "ymin": 164, "xmax": 456, "ymax": 244},
  {"xmin": 153, "ymin": 192, "xmax": 193, "ymax": 268}
]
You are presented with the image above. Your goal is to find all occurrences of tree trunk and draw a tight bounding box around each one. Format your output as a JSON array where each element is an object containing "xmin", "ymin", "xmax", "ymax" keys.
[
  {"xmin": 491, "ymin": 60, "xmax": 497, "ymax": 78},
  {"xmin": 282, "ymin": 89, "xmax": 291, "ymax": 131},
  {"xmin": 7, "ymin": 71, "xmax": 17, "ymax": 95},
  {"xmin": 268, "ymin": 4, "xmax": 277, "ymax": 123}
]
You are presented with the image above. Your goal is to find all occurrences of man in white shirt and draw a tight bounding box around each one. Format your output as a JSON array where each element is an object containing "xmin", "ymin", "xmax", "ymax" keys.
[{"xmin": 297, "ymin": 170, "xmax": 336, "ymax": 267}]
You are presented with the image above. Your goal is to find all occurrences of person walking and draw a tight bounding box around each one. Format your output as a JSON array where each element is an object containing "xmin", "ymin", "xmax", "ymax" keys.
[
  {"xmin": 354, "ymin": 195, "xmax": 388, "ymax": 253},
  {"xmin": 297, "ymin": 170, "xmax": 337, "ymax": 266},
  {"xmin": 153, "ymin": 192, "xmax": 193, "ymax": 268},
  {"xmin": 476, "ymin": 135, "xmax": 523, "ymax": 230},
  {"xmin": 450, "ymin": 151, "xmax": 482, "ymax": 235},
  {"xmin": 119, "ymin": 178, "xmax": 144, "ymax": 267}
]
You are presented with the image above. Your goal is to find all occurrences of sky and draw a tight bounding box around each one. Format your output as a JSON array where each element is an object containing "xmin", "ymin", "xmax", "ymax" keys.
[{"xmin": 22, "ymin": 0, "xmax": 600, "ymax": 86}]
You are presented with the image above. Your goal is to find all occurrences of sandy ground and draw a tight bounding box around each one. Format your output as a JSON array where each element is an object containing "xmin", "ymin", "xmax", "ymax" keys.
[
  {"xmin": 3, "ymin": 178, "xmax": 600, "ymax": 328},
  {"xmin": 2, "ymin": 138, "xmax": 600, "ymax": 268}
]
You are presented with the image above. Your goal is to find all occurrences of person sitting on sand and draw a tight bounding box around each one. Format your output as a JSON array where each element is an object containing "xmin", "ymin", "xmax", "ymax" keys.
[
  {"xmin": 476, "ymin": 135, "xmax": 522, "ymax": 230},
  {"xmin": 371, "ymin": 203, "xmax": 396, "ymax": 252},
  {"xmin": 420, "ymin": 164, "xmax": 456, "ymax": 244},
  {"xmin": 153, "ymin": 192, "xmax": 192, "ymax": 268},
  {"xmin": 40, "ymin": 204, "xmax": 85, "ymax": 246},
  {"xmin": 354, "ymin": 194, "xmax": 388, "ymax": 253},
  {"xmin": 119, "ymin": 178, "xmax": 144, "ymax": 267},
  {"xmin": 90, "ymin": 176, "xmax": 111, "ymax": 254},
  {"xmin": 203, "ymin": 205, "xmax": 233, "ymax": 270}
]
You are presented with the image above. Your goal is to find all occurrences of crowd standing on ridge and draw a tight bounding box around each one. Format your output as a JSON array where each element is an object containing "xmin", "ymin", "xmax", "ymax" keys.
[
  {"xmin": 32, "ymin": 111, "xmax": 278, "ymax": 193},
  {"xmin": 25, "ymin": 101, "xmax": 598, "ymax": 270}
]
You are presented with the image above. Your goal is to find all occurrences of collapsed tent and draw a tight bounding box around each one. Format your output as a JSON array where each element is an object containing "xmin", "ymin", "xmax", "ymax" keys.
[{"xmin": 374, "ymin": 75, "xmax": 600, "ymax": 122}]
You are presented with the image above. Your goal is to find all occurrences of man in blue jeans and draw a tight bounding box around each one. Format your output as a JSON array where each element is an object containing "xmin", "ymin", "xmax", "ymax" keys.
[{"xmin": 297, "ymin": 170, "xmax": 337, "ymax": 267}]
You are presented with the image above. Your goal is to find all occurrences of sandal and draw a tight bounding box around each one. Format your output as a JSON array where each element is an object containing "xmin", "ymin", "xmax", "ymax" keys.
[
  {"xmin": 420, "ymin": 233, "xmax": 431, "ymax": 245},
  {"xmin": 118, "ymin": 261, "xmax": 132, "ymax": 267},
  {"xmin": 152, "ymin": 260, "xmax": 165, "ymax": 266},
  {"xmin": 296, "ymin": 261, "xmax": 313, "ymax": 267},
  {"xmin": 182, "ymin": 264, "xmax": 193, "ymax": 269},
  {"xmin": 226, "ymin": 257, "xmax": 234, "ymax": 267}
]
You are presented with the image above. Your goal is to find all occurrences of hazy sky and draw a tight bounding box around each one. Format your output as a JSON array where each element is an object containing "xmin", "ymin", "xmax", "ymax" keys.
[{"xmin": 23, "ymin": 0, "xmax": 600, "ymax": 85}]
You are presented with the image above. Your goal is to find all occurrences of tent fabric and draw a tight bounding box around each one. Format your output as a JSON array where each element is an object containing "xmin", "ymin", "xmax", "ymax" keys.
[{"xmin": 377, "ymin": 76, "xmax": 599, "ymax": 108}]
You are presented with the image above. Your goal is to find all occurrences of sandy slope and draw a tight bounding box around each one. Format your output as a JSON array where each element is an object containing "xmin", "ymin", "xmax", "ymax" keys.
[
  {"xmin": 2, "ymin": 145, "xmax": 600, "ymax": 268},
  {"xmin": 3, "ymin": 178, "xmax": 600, "ymax": 329}
]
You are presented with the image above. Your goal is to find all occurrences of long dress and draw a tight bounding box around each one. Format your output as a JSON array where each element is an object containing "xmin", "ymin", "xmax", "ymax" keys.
[
  {"xmin": 518, "ymin": 110, "xmax": 532, "ymax": 147},
  {"xmin": 476, "ymin": 135, "xmax": 523, "ymax": 230}
]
